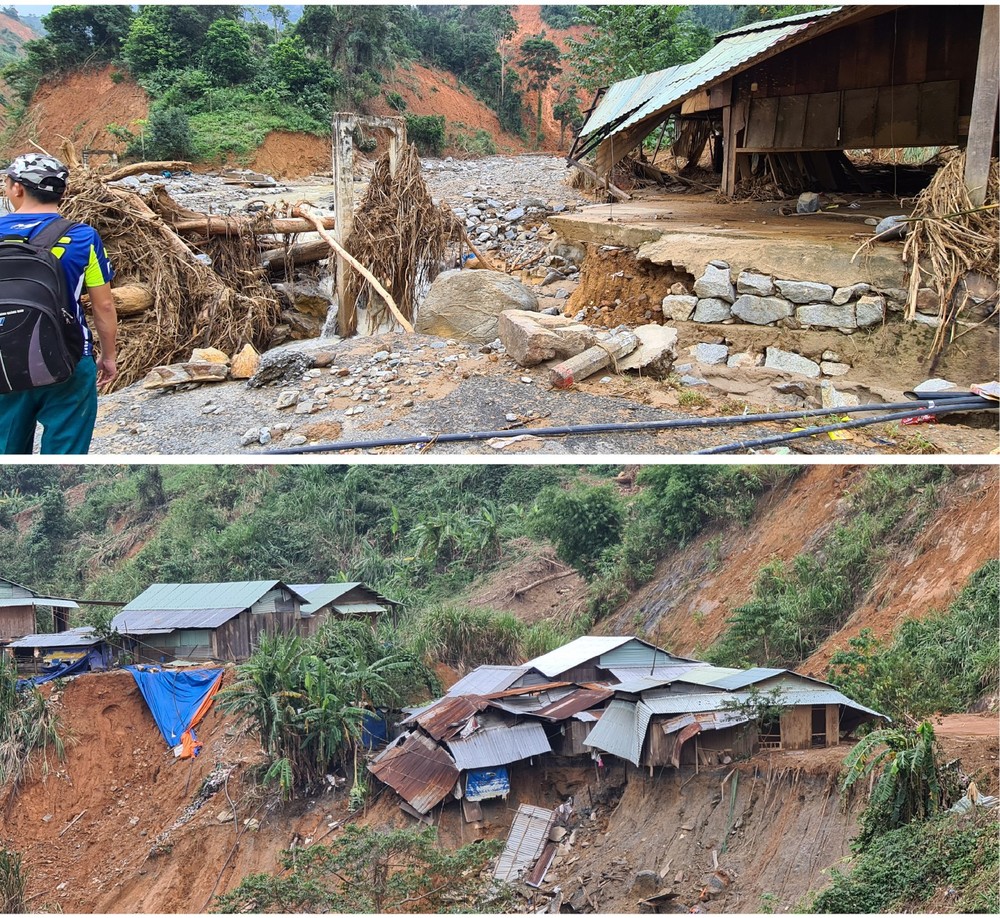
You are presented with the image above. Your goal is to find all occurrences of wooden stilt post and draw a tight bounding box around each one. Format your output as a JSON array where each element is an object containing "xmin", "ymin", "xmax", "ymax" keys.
[
  {"xmin": 965, "ymin": 5, "xmax": 999, "ymax": 206},
  {"xmin": 332, "ymin": 112, "xmax": 357, "ymax": 337}
]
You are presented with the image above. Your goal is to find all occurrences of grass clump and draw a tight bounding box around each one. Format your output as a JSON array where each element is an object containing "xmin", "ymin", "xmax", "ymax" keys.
[{"xmin": 0, "ymin": 847, "xmax": 27, "ymax": 914}]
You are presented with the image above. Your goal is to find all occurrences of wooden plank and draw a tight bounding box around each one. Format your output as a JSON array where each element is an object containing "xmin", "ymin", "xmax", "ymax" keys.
[
  {"xmin": 917, "ymin": 81, "xmax": 961, "ymax": 146},
  {"xmin": 872, "ymin": 83, "xmax": 920, "ymax": 147},
  {"xmin": 722, "ymin": 104, "xmax": 737, "ymax": 197},
  {"xmin": 842, "ymin": 87, "xmax": 878, "ymax": 147},
  {"xmin": 803, "ymin": 92, "xmax": 841, "ymax": 149},
  {"xmin": 744, "ymin": 97, "xmax": 779, "ymax": 149},
  {"xmin": 825, "ymin": 705, "xmax": 841, "ymax": 747},
  {"xmin": 780, "ymin": 707, "xmax": 812, "ymax": 751},
  {"xmin": 966, "ymin": 4, "xmax": 999, "ymax": 206},
  {"xmin": 774, "ymin": 95, "xmax": 808, "ymax": 148}
]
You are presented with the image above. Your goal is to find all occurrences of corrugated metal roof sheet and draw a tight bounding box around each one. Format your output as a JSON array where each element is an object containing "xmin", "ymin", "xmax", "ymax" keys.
[
  {"xmin": 642, "ymin": 688, "xmax": 883, "ymax": 719},
  {"xmin": 580, "ymin": 65, "xmax": 686, "ymax": 137},
  {"xmin": 446, "ymin": 722, "xmax": 552, "ymax": 771},
  {"xmin": 606, "ymin": 663, "xmax": 709, "ymax": 684},
  {"xmin": 583, "ymin": 698, "xmax": 646, "ymax": 765},
  {"xmin": 0, "ymin": 596, "xmax": 79, "ymax": 609},
  {"xmin": 494, "ymin": 805, "xmax": 556, "ymax": 882},
  {"xmin": 525, "ymin": 635, "xmax": 636, "ymax": 677},
  {"xmin": 369, "ymin": 731, "xmax": 459, "ymax": 815},
  {"xmin": 716, "ymin": 7, "xmax": 842, "ymax": 39},
  {"xmin": 446, "ymin": 665, "xmax": 530, "ymax": 697},
  {"xmin": 672, "ymin": 666, "xmax": 743, "ymax": 687},
  {"xmin": 584, "ymin": 6, "xmax": 848, "ymax": 161},
  {"xmin": 401, "ymin": 694, "xmax": 491, "ymax": 740},
  {"xmin": 291, "ymin": 582, "xmax": 399, "ymax": 615},
  {"xmin": 533, "ymin": 686, "xmax": 614, "ymax": 721},
  {"xmin": 8, "ymin": 627, "xmax": 99, "ymax": 649},
  {"xmin": 662, "ymin": 710, "xmax": 750, "ymax": 734},
  {"xmin": 709, "ymin": 667, "xmax": 788, "ymax": 690},
  {"xmin": 122, "ymin": 581, "xmax": 292, "ymax": 613},
  {"xmin": 331, "ymin": 602, "xmax": 386, "ymax": 616},
  {"xmin": 113, "ymin": 607, "xmax": 242, "ymax": 631}
]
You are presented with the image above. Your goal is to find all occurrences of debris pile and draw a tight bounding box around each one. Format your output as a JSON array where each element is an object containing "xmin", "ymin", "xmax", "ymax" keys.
[
  {"xmin": 902, "ymin": 150, "xmax": 999, "ymax": 364},
  {"xmin": 60, "ymin": 143, "xmax": 284, "ymax": 391}
]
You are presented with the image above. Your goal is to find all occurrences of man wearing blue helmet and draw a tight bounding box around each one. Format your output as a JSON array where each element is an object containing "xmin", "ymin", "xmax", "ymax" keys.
[{"xmin": 0, "ymin": 152, "xmax": 117, "ymax": 454}]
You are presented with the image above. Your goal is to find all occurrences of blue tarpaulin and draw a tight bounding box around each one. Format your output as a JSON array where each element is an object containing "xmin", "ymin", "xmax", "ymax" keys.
[
  {"xmin": 126, "ymin": 665, "xmax": 223, "ymax": 757},
  {"xmin": 362, "ymin": 711, "xmax": 389, "ymax": 749},
  {"xmin": 466, "ymin": 766, "xmax": 510, "ymax": 802},
  {"xmin": 15, "ymin": 652, "xmax": 95, "ymax": 691}
]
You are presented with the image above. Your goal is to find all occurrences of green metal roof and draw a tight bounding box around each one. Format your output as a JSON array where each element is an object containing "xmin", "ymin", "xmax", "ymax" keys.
[{"xmin": 121, "ymin": 581, "xmax": 293, "ymax": 613}]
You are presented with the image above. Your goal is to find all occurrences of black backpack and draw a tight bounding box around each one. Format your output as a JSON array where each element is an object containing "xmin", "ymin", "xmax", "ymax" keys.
[{"xmin": 0, "ymin": 217, "xmax": 85, "ymax": 394}]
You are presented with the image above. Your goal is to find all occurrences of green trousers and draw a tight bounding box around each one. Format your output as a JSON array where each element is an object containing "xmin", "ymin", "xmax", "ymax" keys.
[{"xmin": 0, "ymin": 356, "xmax": 98, "ymax": 455}]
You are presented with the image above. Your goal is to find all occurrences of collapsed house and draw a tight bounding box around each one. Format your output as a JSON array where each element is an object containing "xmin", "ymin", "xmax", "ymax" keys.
[
  {"xmin": 6, "ymin": 627, "xmax": 112, "ymax": 683},
  {"xmin": 584, "ymin": 666, "xmax": 886, "ymax": 771},
  {"xmin": 573, "ymin": 5, "xmax": 994, "ymax": 199},
  {"xmin": 0, "ymin": 575, "xmax": 79, "ymax": 645},
  {"xmin": 368, "ymin": 636, "xmax": 886, "ymax": 820}
]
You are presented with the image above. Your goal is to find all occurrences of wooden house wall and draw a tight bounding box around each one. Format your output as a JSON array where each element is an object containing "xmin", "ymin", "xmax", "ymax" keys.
[
  {"xmin": 780, "ymin": 706, "xmax": 813, "ymax": 750},
  {"xmin": 825, "ymin": 704, "xmax": 841, "ymax": 746},
  {"xmin": 644, "ymin": 719, "xmax": 757, "ymax": 768},
  {"xmin": 0, "ymin": 605, "xmax": 35, "ymax": 642},
  {"xmin": 550, "ymin": 720, "xmax": 593, "ymax": 757},
  {"xmin": 214, "ymin": 608, "xmax": 298, "ymax": 662},
  {"xmin": 550, "ymin": 663, "xmax": 603, "ymax": 684}
]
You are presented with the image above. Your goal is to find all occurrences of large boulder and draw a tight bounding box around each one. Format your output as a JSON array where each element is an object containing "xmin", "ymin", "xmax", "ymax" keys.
[{"xmin": 416, "ymin": 269, "xmax": 538, "ymax": 342}]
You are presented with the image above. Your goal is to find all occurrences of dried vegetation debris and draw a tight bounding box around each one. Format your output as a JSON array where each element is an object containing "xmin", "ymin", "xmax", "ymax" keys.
[
  {"xmin": 902, "ymin": 151, "xmax": 1000, "ymax": 364},
  {"xmin": 344, "ymin": 145, "xmax": 466, "ymax": 334},
  {"xmin": 60, "ymin": 144, "xmax": 281, "ymax": 391}
]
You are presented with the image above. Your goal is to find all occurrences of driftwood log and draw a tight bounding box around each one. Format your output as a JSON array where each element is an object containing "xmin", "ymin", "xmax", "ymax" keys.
[
  {"xmin": 169, "ymin": 215, "xmax": 334, "ymax": 236},
  {"xmin": 260, "ymin": 239, "xmax": 332, "ymax": 272},
  {"xmin": 107, "ymin": 284, "xmax": 154, "ymax": 317}
]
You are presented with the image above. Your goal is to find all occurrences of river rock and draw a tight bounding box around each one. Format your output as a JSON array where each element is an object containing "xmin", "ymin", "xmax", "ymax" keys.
[
  {"xmin": 821, "ymin": 361, "xmax": 851, "ymax": 376},
  {"xmin": 662, "ymin": 295, "xmax": 697, "ymax": 321},
  {"xmin": 832, "ymin": 283, "xmax": 871, "ymax": 305},
  {"xmin": 764, "ymin": 347, "xmax": 821, "ymax": 378},
  {"xmin": 273, "ymin": 278, "xmax": 333, "ymax": 318},
  {"xmin": 855, "ymin": 295, "xmax": 886, "ymax": 327},
  {"xmin": 796, "ymin": 303, "xmax": 856, "ymax": 328},
  {"xmin": 731, "ymin": 294, "xmax": 794, "ymax": 325},
  {"xmin": 774, "ymin": 280, "xmax": 834, "ymax": 304},
  {"xmin": 691, "ymin": 343, "xmax": 729, "ymax": 365},
  {"xmin": 230, "ymin": 344, "xmax": 261, "ymax": 379},
  {"xmin": 416, "ymin": 269, "xmax": 538, "ymax": 342},
  {"xmin": 693, "ymin": 264, "xmax": 735, "ymax": 303},
  {"xmin": 737, "ymin": 271, "xmax": 775, "ymax": 297},
  {"xmin": 693, "ymin": 298, "xmax": 732, "ymax": 323}
]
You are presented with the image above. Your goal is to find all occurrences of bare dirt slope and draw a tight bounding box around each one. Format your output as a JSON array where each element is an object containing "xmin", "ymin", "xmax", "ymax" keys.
[
  {"xmin": 2, "ymin": 64, "xmax": 149, "ymax": 158},
  {"xmin": 603, "ymin": 465, "xmax": 999, "ymax": 671}
]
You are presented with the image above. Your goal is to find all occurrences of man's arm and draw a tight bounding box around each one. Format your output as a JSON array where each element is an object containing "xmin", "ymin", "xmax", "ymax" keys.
[{"xmin": 88, "ymin": 282, "xmax": 117, "ymax": 386}]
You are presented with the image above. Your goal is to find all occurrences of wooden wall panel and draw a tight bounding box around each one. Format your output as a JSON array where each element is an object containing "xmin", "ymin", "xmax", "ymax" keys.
[
  {"xmin": 826, "ymin": 705, "xmax": 841, "ymax": 747},
  {"xmin": 0, "ymin": 606, "xmax": 34, "ymax": 641},
  {"xmin": 780, "ymin": 706, "xmax": 813, "ymax": 750}
]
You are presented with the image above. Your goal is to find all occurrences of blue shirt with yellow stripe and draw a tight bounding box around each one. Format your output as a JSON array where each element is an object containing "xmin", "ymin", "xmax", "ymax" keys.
[{"xmin": 0, "ymin": 211, "xmax": 114, "ymax": 358}]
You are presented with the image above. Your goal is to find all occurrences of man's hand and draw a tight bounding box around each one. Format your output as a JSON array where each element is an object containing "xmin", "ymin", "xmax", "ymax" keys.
[{"xmin": 97, "ymin": 355, "xmax": 117, "ymax": 387}]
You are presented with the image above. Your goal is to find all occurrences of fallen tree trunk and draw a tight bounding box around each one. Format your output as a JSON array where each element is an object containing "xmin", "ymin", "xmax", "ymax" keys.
[
  {"xmin": 102, "ymin": 161, "xmax": 193, "ymax": 182},
  {"xmin": 260, "ymin": 239, "xmax": 332, "ymax": 272},
  {"xmin": 170, "ymin": 215, "xmax": 334, "ymax": 236}
]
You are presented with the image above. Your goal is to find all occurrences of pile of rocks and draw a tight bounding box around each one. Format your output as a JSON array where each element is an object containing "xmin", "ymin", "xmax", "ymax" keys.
[
  {"xmin": 111, "ymin": 171, "xmax": 294, "ymax": 215},
  {"xmin": 664, "ymin": 261, "xmax": 895, "ymax": 333}
]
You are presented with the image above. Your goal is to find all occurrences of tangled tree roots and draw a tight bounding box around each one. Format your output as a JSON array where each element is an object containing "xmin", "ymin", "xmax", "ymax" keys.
[
  {"xmin": 344, "ymin": 144, "xmax": 464, "ymax": 335},
  {"xmin": 60, "ymin": 153, "xmax": 281, "ymax": 392},
  {"xmin": 902, "ymin": 151, "xmax": 1000, "ymax": 366}
]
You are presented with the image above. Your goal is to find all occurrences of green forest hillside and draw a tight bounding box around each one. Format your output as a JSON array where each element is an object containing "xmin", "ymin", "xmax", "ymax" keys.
[{"xmin": 0, "ymin": 4, "xmax": 824, "ymax": 161}]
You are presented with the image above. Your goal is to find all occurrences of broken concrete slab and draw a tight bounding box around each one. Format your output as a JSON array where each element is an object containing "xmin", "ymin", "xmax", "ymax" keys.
[
  {"xmin": 619, "ymin": 324, "xmax": 679, "ymax": 378},
  {"xmin": 498, "ymin": 310, "xmax": 596, "ymax": 367},
  {"xmin": 143, "ymin": 361, "xmax": 229, "ymax": 390}
]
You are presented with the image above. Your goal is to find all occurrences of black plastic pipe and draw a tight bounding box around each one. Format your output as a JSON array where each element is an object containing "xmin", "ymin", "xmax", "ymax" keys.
[
  {"xmin": 265, "ymin": 396, "xmax": 995, "ymax": 455},
  {"xmin": 697, "ymin": 399, "xmax": 997, "ymax": 454}
]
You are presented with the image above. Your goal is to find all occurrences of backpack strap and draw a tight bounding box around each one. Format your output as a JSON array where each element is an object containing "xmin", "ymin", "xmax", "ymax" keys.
[{"xmin": 28, "ymin": 217, "xmax": 75, "ymax": 251}]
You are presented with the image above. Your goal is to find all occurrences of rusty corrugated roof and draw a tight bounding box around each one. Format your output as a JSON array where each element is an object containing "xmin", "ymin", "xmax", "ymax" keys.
[
  {"xmin": 368, "ymin": 731, "xmax": 458, "ymax": 815},
  {"xmin": 494, "ymin": 805, "xmax": 556, "ymax": 882},
  {"xmin": 401, "ymin": 694, "xmax": 491, "ymax": 741},
  {"xmin": 533, "ymin": 686, "xmax": 614, "ymax": 721}
]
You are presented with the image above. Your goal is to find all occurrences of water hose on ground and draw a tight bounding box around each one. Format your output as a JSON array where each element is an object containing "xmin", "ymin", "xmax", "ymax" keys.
[{"xmin": 265, "ymin": 396, "xmax": 997, "ymax": 455}]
